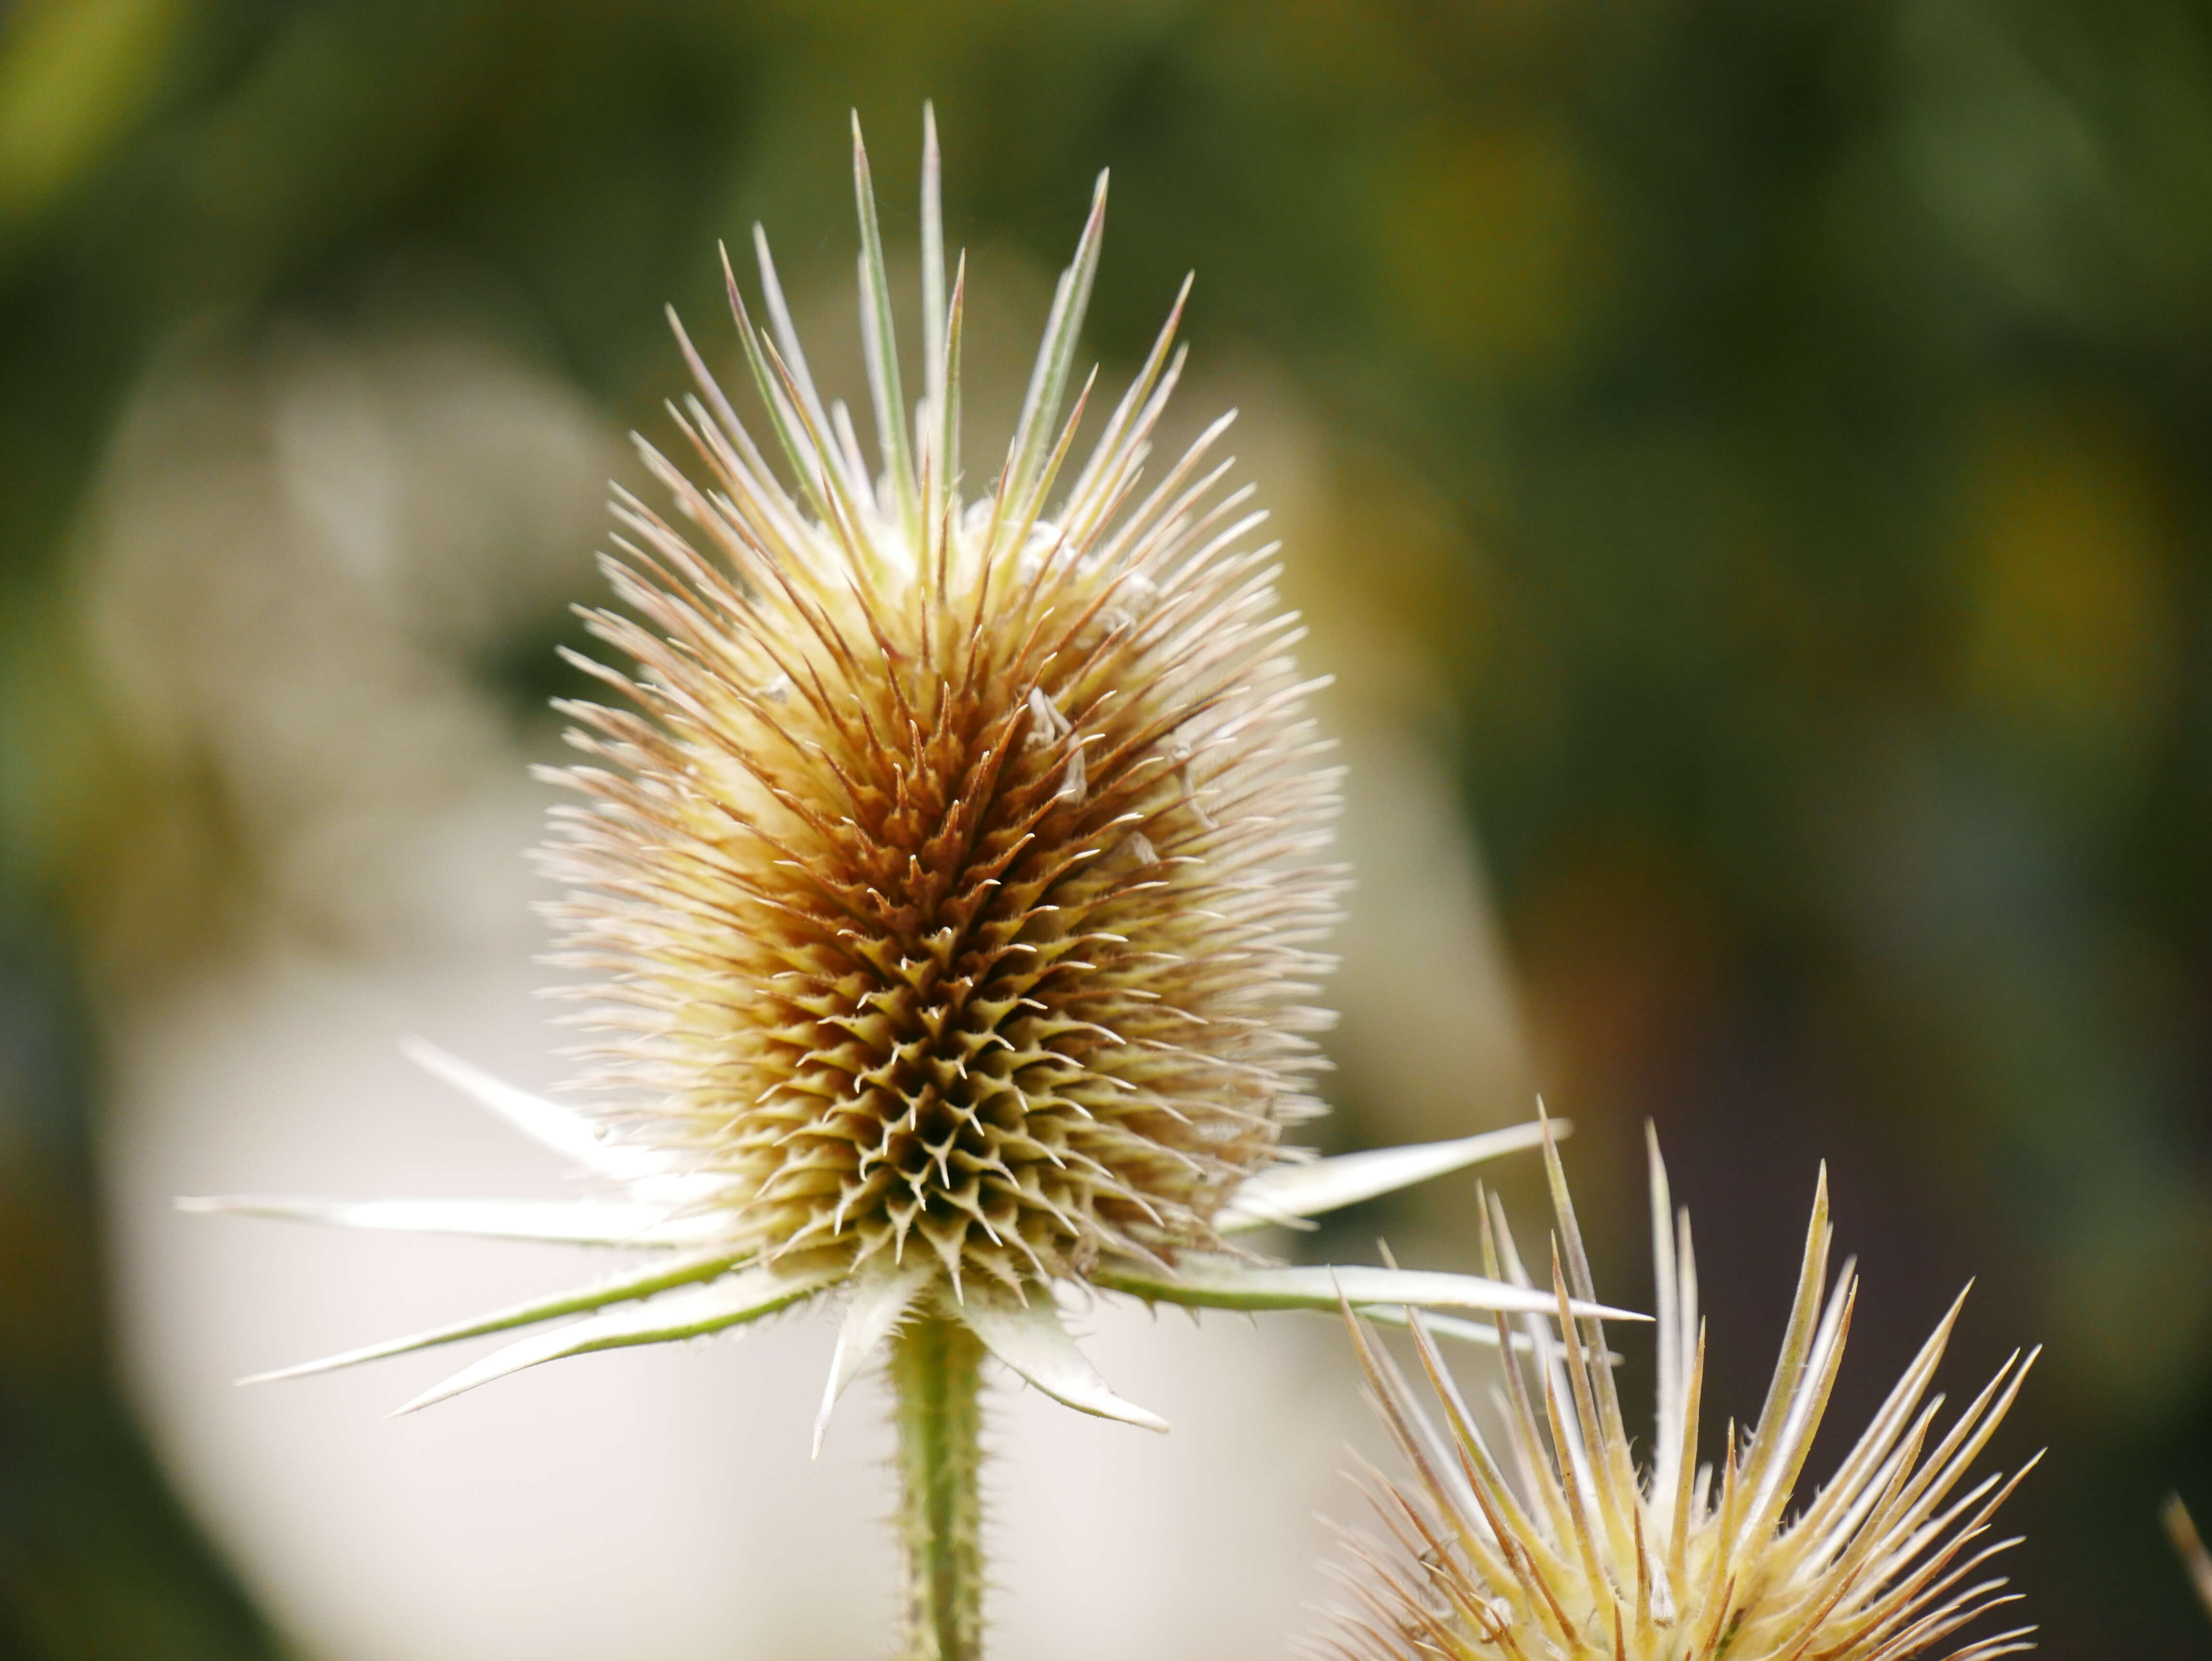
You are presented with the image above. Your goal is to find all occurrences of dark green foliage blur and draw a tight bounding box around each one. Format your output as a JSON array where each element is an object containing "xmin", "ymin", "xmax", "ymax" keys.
[{"xmin": 1, "ymin": 0, "xmax": 2209, "ymax": 1653}]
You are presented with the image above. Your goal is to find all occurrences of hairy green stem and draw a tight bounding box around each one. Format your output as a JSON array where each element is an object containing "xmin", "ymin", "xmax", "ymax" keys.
[{"xmin": 889, "ymin": 1314, "xmax": 986, "ymax": 1661}]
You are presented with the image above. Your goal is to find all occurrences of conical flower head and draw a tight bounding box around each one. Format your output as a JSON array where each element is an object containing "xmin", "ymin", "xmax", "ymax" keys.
[
  {"xmin": 1322, "ymin": 1129, "xmax": 2040, "ymax": 1661},
  {"xmin": 543, "ymin": 114, "xmax": 1339, "ymax": 1296},
  {"xmin": 185, "ymin": 114, "xmax": 1631, "ymax": 1434}
]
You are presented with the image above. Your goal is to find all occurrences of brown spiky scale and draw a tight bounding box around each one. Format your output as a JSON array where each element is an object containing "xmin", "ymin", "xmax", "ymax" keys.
[{"xmin": 534, "ymin": 152, "xmax": 1342, "ymax": 1303}]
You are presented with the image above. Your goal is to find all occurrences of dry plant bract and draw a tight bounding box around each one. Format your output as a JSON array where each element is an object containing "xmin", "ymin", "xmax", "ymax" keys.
[
  {"xmin": 2162, "ymin": 1495, "xmax": 2212, "ymax": 1629},
  {"xmin": 1321, "ymin": 1129, "xmax": 2039, "ymax": 1661}
]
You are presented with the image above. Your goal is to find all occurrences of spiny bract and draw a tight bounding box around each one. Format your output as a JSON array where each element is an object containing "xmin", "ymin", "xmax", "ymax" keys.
[
  {"xmin": 184, "ymin": 110, "xmax": 1629, "ymax": 1438},
  {"xmin": 1321, "ymin": 1130, "xmax": 2040, "ymax": 1661}
]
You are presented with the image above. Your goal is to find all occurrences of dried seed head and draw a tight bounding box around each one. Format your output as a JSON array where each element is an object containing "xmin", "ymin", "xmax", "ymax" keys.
[
  {"xmin": 190, "ymin": 116, "xmax": 1595, "ymax": 1433},
  {"xmin": 1317, "ymin": 1129, "xmax": 2041, "ymax": 1661},
  {"xmin": 537, "ymin": 114, "xmax": 1342, "ymax": 1300}
]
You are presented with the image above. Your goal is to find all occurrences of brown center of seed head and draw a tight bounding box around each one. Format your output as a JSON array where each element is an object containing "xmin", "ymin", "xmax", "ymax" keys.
[{"xmin": 542, "ymin": 507, "xmax": 1343, "ymax": 1295}]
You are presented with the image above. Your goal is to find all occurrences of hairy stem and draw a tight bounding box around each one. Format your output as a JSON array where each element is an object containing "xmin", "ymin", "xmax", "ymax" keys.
[{"xmin": 889, "ymin": 1314, "xmax": 986, "ymax": 1661}]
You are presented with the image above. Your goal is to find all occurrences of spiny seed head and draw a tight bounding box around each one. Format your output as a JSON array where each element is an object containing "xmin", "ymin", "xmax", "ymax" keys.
[
  {"xmin": 538, "ymin": 114, "xmax": 1342, "ymax": 1301},
  {"xmin": 184, "ymin": 119, "xmax": 1615, "ymax": 1434},
  {"xmin": 1317, "ymin": 1131, "xmax": 2039, "ymax": 1661}
]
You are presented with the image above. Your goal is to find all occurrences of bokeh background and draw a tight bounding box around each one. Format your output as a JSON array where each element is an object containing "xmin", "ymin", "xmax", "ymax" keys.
[{"xmin": 2, "ymin": 0, "xmax": 2210, "ymax": 1655}]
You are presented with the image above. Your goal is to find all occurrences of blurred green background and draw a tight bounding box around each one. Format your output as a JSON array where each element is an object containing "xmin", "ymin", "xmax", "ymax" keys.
[{"xmin": 2, "ymin": 0, "xmax": 2210, "ymax": 1655}]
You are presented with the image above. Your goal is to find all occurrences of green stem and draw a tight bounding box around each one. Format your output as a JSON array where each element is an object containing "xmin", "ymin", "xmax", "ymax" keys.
[{"xmin": 889, "ymin": 1314, "xmax": 986, "ymax": 1661}]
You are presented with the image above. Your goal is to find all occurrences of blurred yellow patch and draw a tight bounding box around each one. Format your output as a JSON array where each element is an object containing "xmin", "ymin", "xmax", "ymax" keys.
[
  {"xmin": 0, "ymin": 0, "xmax": 187, "ymax": 229},
  {"xmin": 1373, "ymin": 114, "xmax": 1611, "ymax": 382},
  {"xmin": 1955, "ymin": 402, "xmax": 2175, "ymax": 779}
]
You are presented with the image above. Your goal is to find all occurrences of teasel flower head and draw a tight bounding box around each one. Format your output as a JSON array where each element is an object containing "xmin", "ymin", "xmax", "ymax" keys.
[
  {"xmin": 183, "ymin": 110, "xmax": 1631, "ymax": 1440},
  {"xmin": 1320, "ymin": 1126, "xmax": 2041, "ymax": 1661}
]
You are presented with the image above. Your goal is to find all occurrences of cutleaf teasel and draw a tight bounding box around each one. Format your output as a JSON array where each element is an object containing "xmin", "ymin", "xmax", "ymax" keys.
[
  {"xmin": 183, "ymin": 110, "xmax": 1634, "ymax": 1661},
  {"xmin": 1317, "ymin": 1126, "xmax": 2040, "ymax": 1661}
]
